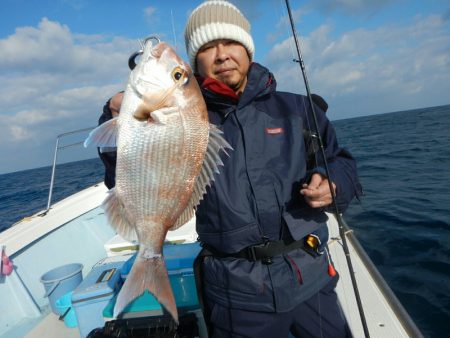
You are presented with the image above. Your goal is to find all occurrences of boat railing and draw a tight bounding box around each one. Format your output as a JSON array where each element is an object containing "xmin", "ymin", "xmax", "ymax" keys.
[{"xmin": 41, "ymin": 127, "xmax": 96, "ymax": 216}]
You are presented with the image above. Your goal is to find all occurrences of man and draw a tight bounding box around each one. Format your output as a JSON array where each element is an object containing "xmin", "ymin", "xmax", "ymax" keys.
[{"xmin": 184, "ymin": 1, "xmax": 362, "ymax": 338}]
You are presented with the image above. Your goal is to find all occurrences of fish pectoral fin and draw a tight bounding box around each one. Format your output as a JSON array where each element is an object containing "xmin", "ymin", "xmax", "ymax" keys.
[
  {"xmin": 113, "ymin": 254, "xmax": 178, "ymax": 324},
  {"xmin": 103, "ymin": 189, "xmax": 137, "ymax": 242},
  {"xmin": 84, "ymin": 117, "xmax": 118, "ymax": 148}
]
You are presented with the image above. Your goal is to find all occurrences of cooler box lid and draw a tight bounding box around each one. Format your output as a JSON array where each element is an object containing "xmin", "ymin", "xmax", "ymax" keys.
[
  {"xmin": 72, "ymin": 261, "xmax": 124, "ymax": 303},
  {"xmin": 103, "ymin": 290, "xmax": 164, "ymax": 318},
  {"xmin": 103, "ymin": 242, "xmax": 201, "ymax": 318},
  {"xmin": 164, "ymin": 242, "xmax": 202, "ymax": 270}
]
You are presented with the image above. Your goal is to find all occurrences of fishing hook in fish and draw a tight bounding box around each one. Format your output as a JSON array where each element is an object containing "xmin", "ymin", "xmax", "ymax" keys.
[
  {"xmin": 284, "ymin": 0, "xmax": 370, "ymax": 337},
  {"xmin": 128, "ymin": 36, "xmax": 161, "ymax": 70}
]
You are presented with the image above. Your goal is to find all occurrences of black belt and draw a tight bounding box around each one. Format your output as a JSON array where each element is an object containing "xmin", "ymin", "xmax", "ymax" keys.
[{"xmin": 201, "ymin": 238, "xmax": 305, "ymax": 265}]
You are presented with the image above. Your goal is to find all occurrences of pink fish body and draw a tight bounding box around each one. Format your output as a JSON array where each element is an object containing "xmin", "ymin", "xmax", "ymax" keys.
[{"xmin": 85, "ymin": 40, "xmax": 230, "ymax": 322}]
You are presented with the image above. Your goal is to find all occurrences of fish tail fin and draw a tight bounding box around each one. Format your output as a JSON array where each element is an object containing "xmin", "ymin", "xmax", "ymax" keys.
[{"xmin": 113, "ymin": 254, "xmax": 178, "ymax": 323}]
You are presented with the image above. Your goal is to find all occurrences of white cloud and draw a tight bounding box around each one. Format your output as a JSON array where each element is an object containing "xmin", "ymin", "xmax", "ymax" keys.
[
  {"xmin": 0, "ymin": 18, "xmax": 135, "ymax": 80},
  {"xmin": 265, "ymin": 14, "xmax": 450, "ymax": 118},
  {"xmin": 0, "ymin": 18, "xmax": 135, "ymax": 173},
  {"xmin": 62, "ymin": 0, "xmax": 88, "ymax": 11},
  {"xmin": 144, "ymin": 6, "xmax": 157, "ymax": 22},
  {"xmin": 10, "ymin": 125, "xmax": 29, "ymax": 141}
]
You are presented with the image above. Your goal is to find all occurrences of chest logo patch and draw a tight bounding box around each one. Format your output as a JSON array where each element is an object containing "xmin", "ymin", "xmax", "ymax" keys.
[{"xmin": 265, "ymin": 127, "xmax": 284, "ymax": 135}]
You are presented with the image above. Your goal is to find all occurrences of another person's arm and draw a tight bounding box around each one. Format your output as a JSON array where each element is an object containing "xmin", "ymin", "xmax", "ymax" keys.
[{"xmin": 97, "ymin": 92, "xmax": 123, "ymax": 189}]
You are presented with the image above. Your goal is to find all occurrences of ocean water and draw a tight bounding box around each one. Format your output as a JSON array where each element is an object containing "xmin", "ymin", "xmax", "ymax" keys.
[
  {"xmin": 0, "ymin": 159, "xmax": 105, "ymax": 230},
  {"xmin": 335, "ymin": 105, "xmax": 450, "ymax": 337},
  {"xmin": 1, "ymin": 105, "xmax": 449, "ymax": 337}
]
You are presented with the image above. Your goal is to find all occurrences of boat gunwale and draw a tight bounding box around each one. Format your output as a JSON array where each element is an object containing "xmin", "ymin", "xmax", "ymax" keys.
[
  {"xmin": 342, "ymin": 218, "xmax": 424, "ymax": 338},
  {"xmin": 0, "ymin": 183, "xmax": 107, "ymax": 256}
]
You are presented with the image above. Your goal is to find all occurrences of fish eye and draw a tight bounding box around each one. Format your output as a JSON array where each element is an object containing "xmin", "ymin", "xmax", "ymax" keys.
[
  {"xmin": 174, "ymin": 72, "xmax": 182, "ymax": 80},
  {"xmin": 171, "ymin": 66, "xmax": 188, "ymax": 85}
]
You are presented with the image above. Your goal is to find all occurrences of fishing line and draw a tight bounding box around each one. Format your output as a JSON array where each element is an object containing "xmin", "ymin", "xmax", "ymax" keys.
[
  {"xmin": 278, "ymin": 1, "xmax": 318, "ymax": 173},
  {"xmin": 317, "ymin": 281, "xmax": 324, "ymax": 338},
  {"xmin": 170, "ymin": 10, "xmax": 177, "ymax": 51},
  {"xmin": 277, "ymin": 3, "xmax": 323, "ymax": 336},
  {"xmin": 330, "ymin": 231, "xmax": 355, "ymax": 329},
  {"xmin": 283, "ymin": 1, "xmax": 370, "ymax": 337},
  {"xmin": 275, "ymin": 0, "xmax": 297, "ymax": 62},
  {"xmin": 329, "ymin": 233, "xmax": 355, "ymax": 333}
]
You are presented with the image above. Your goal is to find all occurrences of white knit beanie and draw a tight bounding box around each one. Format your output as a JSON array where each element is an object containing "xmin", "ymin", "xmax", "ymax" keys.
[{"xmin": 184, "ymin": 0, "xmax": 255, "ymax": 72}]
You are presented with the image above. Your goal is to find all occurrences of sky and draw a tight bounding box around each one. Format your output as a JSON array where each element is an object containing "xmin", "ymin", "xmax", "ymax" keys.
[{"xmin": 0, "ymin": 0, "xmax": 449, "ymax": 174}]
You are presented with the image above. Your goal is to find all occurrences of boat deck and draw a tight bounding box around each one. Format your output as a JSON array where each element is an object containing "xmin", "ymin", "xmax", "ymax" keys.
[
  {"xmin": 25, "ymin": 313, "xmax": 80, "ymax": 338},
  {"xmin": 23, "ymin": 217, "xmax": 416, "ymax": 338}
]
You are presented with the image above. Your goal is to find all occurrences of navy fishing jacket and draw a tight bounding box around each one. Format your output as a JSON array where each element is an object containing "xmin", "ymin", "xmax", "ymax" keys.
[{"xmin": 196, "ymin": 62, "xmax": 362, "ymax": 313}]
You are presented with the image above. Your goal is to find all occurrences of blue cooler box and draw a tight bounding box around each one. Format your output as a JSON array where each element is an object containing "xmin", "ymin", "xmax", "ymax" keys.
[
  {"xmin": 72, "ymin": 260, "xmax": 125, "ymax": 338},
  {"xmin": 103, "ymin": 242, "xmax": 202, "ymax": 319}
]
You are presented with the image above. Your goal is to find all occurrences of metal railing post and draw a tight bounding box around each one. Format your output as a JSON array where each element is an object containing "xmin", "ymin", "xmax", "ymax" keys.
[
  {"xmin": 40, "ymin": 127, "xmax": 96, "ymax": 216},
  {"xmin": 46, "ymin": 137, "xmax": 60, "ymax": 212}
]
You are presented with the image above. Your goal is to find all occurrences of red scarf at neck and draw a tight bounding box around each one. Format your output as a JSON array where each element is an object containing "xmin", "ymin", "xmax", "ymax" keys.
[{"xmin": 197, "ymin": 76, "xmax": 239, "ymax": 102}]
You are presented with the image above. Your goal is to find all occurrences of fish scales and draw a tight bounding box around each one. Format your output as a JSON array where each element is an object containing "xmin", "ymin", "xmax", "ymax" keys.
[
  {"xmin": 117, "ymin": 115, "xmax": 207, "ymax": 222},
  {"xmin": 84, "ymin": 41, "xmax": 231, "ymax": 323}
]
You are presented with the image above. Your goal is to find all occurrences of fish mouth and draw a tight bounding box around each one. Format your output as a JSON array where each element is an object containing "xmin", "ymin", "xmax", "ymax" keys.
[
  {"xmin": 131, "ymin": 42, "xmax": 185, "ymax": 125},
  {"xmin": 149, "ymin": 42, "xmax": 188, "ymax": 72},
  {"xmin": 149, "ymin": 42, "xmax": 168, "ymax": 60},
  {"xmin": 150, "ymin": 42, "xmax": 167, "ymax": 59}
]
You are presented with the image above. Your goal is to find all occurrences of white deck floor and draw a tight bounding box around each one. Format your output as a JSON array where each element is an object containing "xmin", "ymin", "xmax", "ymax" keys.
[{"xmin": 25, "ymin": 313, "xmax": 80, "ymax": 338}]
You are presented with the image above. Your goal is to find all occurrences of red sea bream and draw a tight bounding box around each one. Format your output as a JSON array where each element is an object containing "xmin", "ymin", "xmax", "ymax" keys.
[{"xmin": 85, "ymin": 39, "xmax": 231, "ymax": 322}]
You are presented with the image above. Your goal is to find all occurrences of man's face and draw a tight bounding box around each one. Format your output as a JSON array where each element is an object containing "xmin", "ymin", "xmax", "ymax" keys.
[{"xmin": 196, "ymin": 39, "xmax": 250, "ymax": 95}]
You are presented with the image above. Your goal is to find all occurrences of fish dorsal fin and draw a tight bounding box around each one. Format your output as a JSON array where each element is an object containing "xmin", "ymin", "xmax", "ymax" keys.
[
  {"xmin": 84, "ymin": 117, "xmax": 118, "ymax": 149},
  {"xmin": 170, "ymin": 208, "xmax": 195, "ymax": 231},
  {"xmin": 170, "ymin": 124, "xmax": 232, "ymax": 231}
]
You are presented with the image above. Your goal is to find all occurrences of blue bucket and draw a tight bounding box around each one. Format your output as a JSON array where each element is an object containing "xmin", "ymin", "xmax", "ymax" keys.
[
  {"xmin": 40, "ymin": 263, "xmax": 83, "ymax": 314},
  {"xmin": 55, "ymin": 291, "xmax": 77, "ymax": 327}
]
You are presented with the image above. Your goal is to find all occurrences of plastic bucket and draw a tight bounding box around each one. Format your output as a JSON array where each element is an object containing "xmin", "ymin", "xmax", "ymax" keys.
[
  {"xmin": 40, "ymin": 263, "xmax": 83, "ymax": 314},
  {"xmin": 55, "ymin": 291, "xmax": 78, "ymax": 327}
]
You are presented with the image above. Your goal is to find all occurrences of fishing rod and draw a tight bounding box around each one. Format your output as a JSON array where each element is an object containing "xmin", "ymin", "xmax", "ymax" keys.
[{"xmin": 284, "ymin": 0, "xmax": 370, "ymax": 337}]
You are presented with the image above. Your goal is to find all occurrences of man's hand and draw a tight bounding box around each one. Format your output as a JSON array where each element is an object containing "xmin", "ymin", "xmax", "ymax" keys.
[
  {"xmin": 109, "ymin": 92, "xmax": 124, "ymax": 117},
  {"xmin": 300, "ymin": 173, "xmax": 336, "ymax": 208}
]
